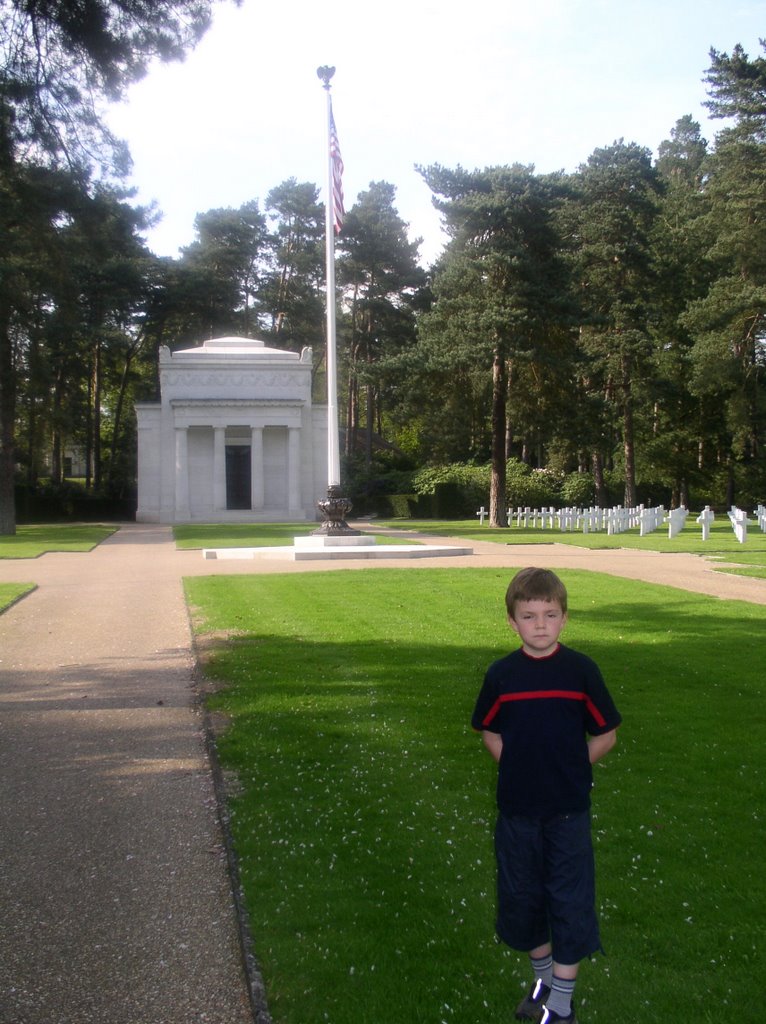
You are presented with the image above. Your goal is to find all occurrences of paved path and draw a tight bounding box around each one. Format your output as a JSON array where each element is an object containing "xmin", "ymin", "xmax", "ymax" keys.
[
  {"xmin": 0, "ymin": 522, "xmax": 763, "ymax": 1024},
  {"xmin": 0, "ymin": 525, "xmax": 259, "ymax": 1024}
]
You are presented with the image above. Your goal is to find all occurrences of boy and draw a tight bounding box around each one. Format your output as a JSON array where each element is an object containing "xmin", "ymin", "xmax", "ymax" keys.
[{"xmin": 471, "ymin": 568, "xmax": 621, "ymax": 1024}]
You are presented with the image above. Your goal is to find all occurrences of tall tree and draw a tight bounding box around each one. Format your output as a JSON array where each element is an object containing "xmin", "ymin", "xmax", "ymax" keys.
[
  {"xmin": 260, "ymin": 179, "xmax": 325, "ymax": 357},
  {"xmin": 177, "ymin": 201, "xmax": 267, "ymax": 340},
  {"xmin": 0, "ymin": 0, "xmax": 231, "ymax": 532},
  {"xmin": 681, "ymin": 43, "xmax": 766, "ymax": 505},
  {"xmin": 650, "ymin": 117, "xmax": 714, "ymax": 506},
  {"xmin": 7, "ymin": 168, "xmax": 157, "ymax": 497},
  {"xmin": 573, "ymin": 141, "xmax": 663, "ymax": 507},
  {"xmin": 419, "ymin": 164, "xmax": 573, "ymax": 526},
  {"xmin": 336, "ymin": 181, "xmax": 424, "ymax": 467},
  {"xmin": 63, "ymin": 186, "xmax": 155, "ymax": 491}
]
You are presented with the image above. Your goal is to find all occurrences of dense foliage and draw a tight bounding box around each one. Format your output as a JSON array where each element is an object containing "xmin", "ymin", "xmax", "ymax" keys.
[
  {"xmin": 0, "ymin": 0, "xmax": 236, "ymax": 531},
  {"xmin": 2, "ymin": 29, "xmax": 766, "ymax": 529}
]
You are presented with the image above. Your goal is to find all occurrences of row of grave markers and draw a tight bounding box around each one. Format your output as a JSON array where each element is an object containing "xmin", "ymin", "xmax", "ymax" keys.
[{"xmin": 474, "ymin": 503, "xmax": 766, "ymax": 543}]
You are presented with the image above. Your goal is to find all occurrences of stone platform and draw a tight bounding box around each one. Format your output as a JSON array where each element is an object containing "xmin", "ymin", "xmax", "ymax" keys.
[{"xmin": 203, "ymin": 534, "xmax": 473, "ymax": 561}]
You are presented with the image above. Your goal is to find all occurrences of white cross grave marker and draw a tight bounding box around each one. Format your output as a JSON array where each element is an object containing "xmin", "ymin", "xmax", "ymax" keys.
[
  {"xmin": 666, "ymin": 506, "xmax": 688, "ymax": 539},
  {"xmin": 728, "ymin": 507, "xmax": 748, "ymax": 544},
  {"xmin": 696, "ymin": 506, "xmax": 715, "ymax": 541}
]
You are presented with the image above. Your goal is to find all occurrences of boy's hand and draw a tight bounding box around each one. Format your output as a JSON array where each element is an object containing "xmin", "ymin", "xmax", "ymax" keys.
[
  {"xmin": 588, "ymin": 728, "xmax": 617, "ymax": 764},
  {"xmin": 482, "ymin": 730, "xmax": 503, "ymax": 763}
]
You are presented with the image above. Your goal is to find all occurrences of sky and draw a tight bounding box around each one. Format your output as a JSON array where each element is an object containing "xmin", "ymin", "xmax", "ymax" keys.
[{"xmin": 105, "ymin": 0, "xmax": 766, "ymax": 267}]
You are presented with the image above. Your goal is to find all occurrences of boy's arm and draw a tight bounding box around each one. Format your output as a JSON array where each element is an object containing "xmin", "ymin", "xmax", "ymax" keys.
[
  {"xmin": 588, "ymin": 728, "xmax": 617, "ymax": 764},
  {"xmin": 481, "ymin": 730, "xmax": 503, "ymax": 763}
]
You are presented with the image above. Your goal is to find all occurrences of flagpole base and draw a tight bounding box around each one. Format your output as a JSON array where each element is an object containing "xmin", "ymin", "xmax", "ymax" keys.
[{"xmin": 313, "ymin": 485, "xmax": 361, "ymax": 536}]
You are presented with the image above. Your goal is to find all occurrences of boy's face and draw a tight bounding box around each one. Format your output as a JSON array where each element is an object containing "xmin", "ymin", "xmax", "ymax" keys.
[{"xmin": 508, "ymin": 598, "xmax": 567, "ymax": 659}]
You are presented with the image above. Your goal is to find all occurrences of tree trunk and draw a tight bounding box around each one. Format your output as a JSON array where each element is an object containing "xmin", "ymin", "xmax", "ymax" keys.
[
  {"xmin": 0, "ymin": 112, "xmax": 16, "ymax": 533},
  {"xmin": 51, "ymin": 430, "xmax": 62, "ymax": 484},
  {"xmin": 85, "ymin": 355, "xmax": 93, "ymax": 490},
  {"xmin": 364, "ymin": 334, "xmax": 374, "ymax": 469},
  {"xmin": 107, "ymin": 344, "xmax": 136, "ymax": 491},
  {"xmin": 345, "ymin": 369, "xmax": 357, "ymax": 458},
  {"xmin": 0, "ymin": 314, "xmax": 16, "ymax": 534},
  {"xmin": 93, "ymin": 340, "xmax": 102, "ymax": 490},
  {"xmin": 365, "ymin": 381, "xmax": 373, "ymax": 469},
  {"xmin": 623, "ymin": 419, "xmax": 636, "ymax": 507},
  {"xmin": 25, "ymin": 388, "xmax": 35, "ymax": 487},
  {"xmin": 622, "ymin": 364, "xmax": 637, "ymax": 506},
  {"xmin": 489, "ymin": 348, "xmax": 507, "ymax": 528},
  {"xmin": 679, "ymin": 477, "xmax": 689, "ymax": 508},
  {"xmin": 505, "ymin": 361, "xmax": 514, "ymax": 460},
  {"xmin": 592, "ymin": 450, "xmax": 606, "ymax": 507},
  {"xmin": 726, "ymin": 458, "xmax": 735, "ymax": 509}
]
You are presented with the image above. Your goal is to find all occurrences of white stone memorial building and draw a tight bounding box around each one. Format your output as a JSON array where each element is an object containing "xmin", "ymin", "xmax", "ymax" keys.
[{"xmin": 135, "ymin": 336, "xmax": 327, "ymax": 523}]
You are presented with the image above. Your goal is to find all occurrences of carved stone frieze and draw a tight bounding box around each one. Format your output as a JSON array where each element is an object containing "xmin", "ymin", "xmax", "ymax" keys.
[{"xmin": 161, "ymin": 371, "xmax": 308, "ymax": 390}]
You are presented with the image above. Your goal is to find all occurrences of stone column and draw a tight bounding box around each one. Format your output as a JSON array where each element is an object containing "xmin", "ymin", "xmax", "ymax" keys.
[
  {"xmin": 174, "ymin": 426, "xmax": 190, "ymax": 520},
  {"xmin": 250, "ymin": 427, "xmax": 264, "ymax": 510},
  {"xmin": 287, "ymin": 426, "xmax": 301, "ymax": 514},
  {"xmin": 213, "ymin": 427, "xmax": 226, "ymax": 511}
]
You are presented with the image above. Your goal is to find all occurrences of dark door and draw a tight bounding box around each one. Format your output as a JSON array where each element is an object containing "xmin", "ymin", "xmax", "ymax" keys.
[{"xmin": 225, "ymin": 445, "xmax": 251, "ymax": 509}]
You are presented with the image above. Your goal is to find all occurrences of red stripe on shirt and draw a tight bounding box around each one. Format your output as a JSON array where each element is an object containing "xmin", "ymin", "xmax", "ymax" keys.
[{"xmin": 481, "ymin": 689, "xmax": 608, "ymax": 729}]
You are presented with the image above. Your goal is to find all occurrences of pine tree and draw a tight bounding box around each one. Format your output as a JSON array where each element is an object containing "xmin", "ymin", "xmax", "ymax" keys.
[{"xmin": 419, "ymin": 164, "xmax": 573, "ymax": 526}]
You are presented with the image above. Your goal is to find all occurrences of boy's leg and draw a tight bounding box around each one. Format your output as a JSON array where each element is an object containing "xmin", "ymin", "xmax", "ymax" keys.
[
  {"xmin": 494, "ymin": 815, "xmax": 550, "ymax": 1022},
  {"xmin": 541, "ymin": 812, "xmax": 600, "ymax": 1022},
  {"xmin": 515, "ymin": 944, "xmax": 554, "ymax": 1021},
  {"xmin": 544, "ymin": 811, "xmax": 600, "ymax": 961},
  {"xmin": 545, "ymin": 962, "xmax": 578, "ymax": 1019},
  {"xmin": 530, "ymin": 943, "xmax": 553, "ymax": 986},
  {"xmin": 494, "ymin": 814, "xmax": 549, "ymax": 950}
]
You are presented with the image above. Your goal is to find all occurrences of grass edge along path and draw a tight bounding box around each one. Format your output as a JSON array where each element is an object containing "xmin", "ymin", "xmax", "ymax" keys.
[
  {"xmin": 186, "ymin": 567, "xmax": 764, "ymax": 1024},
  {"xmin": 0, "ymin": 582, "xmax": 36, "ymax": 613},
  {"xmin": 0, "ymin": 524, "xmax": 117, "ymax": 559}
]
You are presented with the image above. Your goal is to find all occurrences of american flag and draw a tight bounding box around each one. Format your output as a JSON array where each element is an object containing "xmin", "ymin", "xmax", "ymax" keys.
[{"xmin": 330, "ymin": 103, "xmax": 344, "ymax": 233}]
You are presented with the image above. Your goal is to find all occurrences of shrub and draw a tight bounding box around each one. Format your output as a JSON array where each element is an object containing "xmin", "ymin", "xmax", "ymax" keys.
[
  {"xmin": 505, "ymin": 460, "xmax": 562, "ymax": 508},
  {"xmin": 412, "ymin": 463, "xmax": 489, "ymax": 517},
  {"xmin": 15, "ymin": 481, "xmax": 134, "ymax": 522},
  {"xmin": 560, "ymin": 471, "xmax": 595, "ymax": 507},
  {"xmin": 382, "ymin": 494, "xmax": 418, "ymax": 518}
]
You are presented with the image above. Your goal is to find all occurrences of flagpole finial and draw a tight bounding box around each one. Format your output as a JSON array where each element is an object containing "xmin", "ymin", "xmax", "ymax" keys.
[{"xmin": 317, "ymin": 65, "xmax": 335, "ymax": 89}]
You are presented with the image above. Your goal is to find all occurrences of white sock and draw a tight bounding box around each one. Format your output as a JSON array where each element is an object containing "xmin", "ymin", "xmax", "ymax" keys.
[{"xmin": 545, "ymin": 974, "xmax": 575, "ymax": 1017}]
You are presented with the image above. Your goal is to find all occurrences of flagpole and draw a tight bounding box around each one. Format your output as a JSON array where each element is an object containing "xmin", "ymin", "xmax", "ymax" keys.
[
  {"xmin": 314, "ymin": 66, "xmax": 358, "ymax": 535},
  {"xmin": 321, "ymin": 73, "xmax": 340, "ymax": 488}
]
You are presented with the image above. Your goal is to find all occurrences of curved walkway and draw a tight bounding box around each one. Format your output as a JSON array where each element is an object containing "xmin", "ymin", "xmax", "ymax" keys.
[{"xmin": 0, "ymin": 522, "xmax": 763, "ymax": 1024}]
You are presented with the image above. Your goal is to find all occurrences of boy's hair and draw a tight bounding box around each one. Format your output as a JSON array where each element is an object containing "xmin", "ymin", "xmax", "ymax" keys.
[{"xmin": 505, "ymin": 567, "xmax": 568, "ymax": 618}]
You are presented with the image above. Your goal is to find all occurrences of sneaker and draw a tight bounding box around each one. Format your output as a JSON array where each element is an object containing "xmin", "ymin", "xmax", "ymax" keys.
[
  {"xmin": 515, "ymin": 980, "xmax": 550, "ymax": 1021},
  {"xmin": 540, "ymin": 1007, "xmax": 577, "ymax": 1024}
]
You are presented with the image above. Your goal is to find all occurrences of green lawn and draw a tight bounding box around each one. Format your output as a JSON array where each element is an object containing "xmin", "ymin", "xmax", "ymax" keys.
[
  {"xmin": 186, "ymin": 568, "xmax": 764, "ymax": 1024},
  {"xmin": 377, "ymin": 517, "xmax": 766, "ymax": 577},
  {"xmin": 377, "ymin": 514, "xmax": 766, "ymax": 552},
  {"xmin": 174, "ymin": 523, "xmax": 319, "ymax": 548},
  {"xmin": 0, "ymin": 582, "xmax": 36, "ymax": 612},
  {"xmin": 0, "ymin": 523, "xmax": 117, "ymax": 559}
]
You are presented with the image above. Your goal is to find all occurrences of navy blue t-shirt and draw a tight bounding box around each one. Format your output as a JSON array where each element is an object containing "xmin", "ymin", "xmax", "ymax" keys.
[{"xmin": 472, "ymin": 643, "xmax": 621, "ymax": 817}]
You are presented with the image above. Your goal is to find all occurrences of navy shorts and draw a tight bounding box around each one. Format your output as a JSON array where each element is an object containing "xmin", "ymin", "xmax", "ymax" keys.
[{"xmin": 494, "ymin": 810, "xmax": 601, "ymax": 964}]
